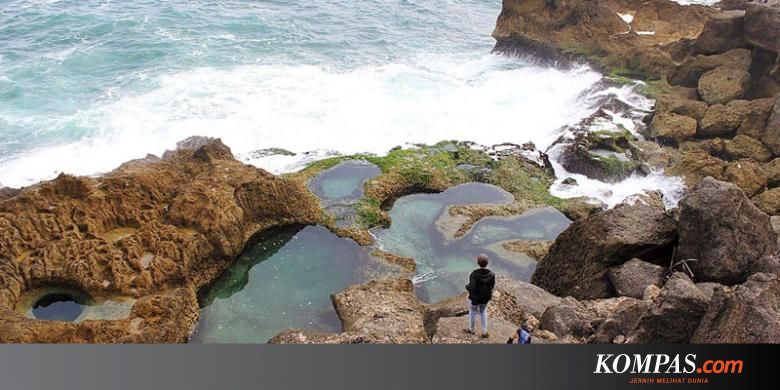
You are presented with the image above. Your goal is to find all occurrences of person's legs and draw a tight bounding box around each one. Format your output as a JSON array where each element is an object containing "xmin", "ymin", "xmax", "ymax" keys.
[
  {"xmin": 467, "ymin": 300, "xmax": 477, "ymax": 333},
  {"xmin": 479, "ymin": 303, "xmax": 488, "ymax": 335}
]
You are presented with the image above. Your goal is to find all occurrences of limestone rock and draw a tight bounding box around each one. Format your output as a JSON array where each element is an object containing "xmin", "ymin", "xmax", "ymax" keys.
[
  {"xmin": 698, "ymin": 66, "xmax": 751, "ymax": 105},
  {"xmin": 723, "ymin": 134, "xmax": 773, "ymax": 162},
  {"xmin": 692, "ymin": 273, "xmax": 780, "ymax": 343},
  {"xmin": 496, "ymin": 276, "xmax": 562, "ymax": 319},
  {"xmin": 670, "ymin": 48, "xmax": 752, "ymax": 87},
  {"xmin": 699, "ymin": 103, "xmax": 746, "ymax": 137},
  {"xmin": 668, "ymin": 150, "xmax": 728, "ymax": 186},
  {"xmin": 532, "ymin": 204, "xmax": 677, "ymax": 300},
  {"xmin": 627, "ymin": 273, "xmax": 709, "ymax": 344},
  {"xmin": 331, "ymin": 278, "xmax": 427, "ymax": 343},
  {"xmin": 692, "ymin": 10, "xmax": 747, "ymax": 55},
  {"xmin": 677, "ymin": 178, "xmax": 776, "ymax": 284},
  {"xmin": 765, "ymin": 158, "xmax": 780, "ymax": 188},
  {"xmin": 766, "ymin": 95, "xmax": 780, "ymax": 155},
  {"xmin": 736, "ymin": 97, "xmax": 775, "ymax": 139},
  {"xmin": 744, "ymin": 3, "xmax": 780, "ymax": 53},
  {"xmin": 0, "ymin": 138, "xmax": 321, "ymax": 343},
  {"xmin": 752, "ymin": 187, "xmax": 780, "ymax": 215},
  {"xmin": 558, "ymin": 197, "xmax": 606, "ymax": 221},
  {"xmin": 722, "ymin": 160, "xmax": 768, "ymax": 197},
  {"xmin": 607, "ymin": 258, "xmax": 667, "ymax": 299},
  {"xmin": 654, "ymin": 95, "xmax": 708, "ymax": 121},
  {"xmin": 649, "ymin": 112, "xmax": 698, "ymax": 143}
]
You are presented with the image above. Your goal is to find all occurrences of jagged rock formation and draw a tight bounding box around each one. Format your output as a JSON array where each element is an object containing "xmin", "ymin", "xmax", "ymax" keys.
[
  {"xmin": 531, "ymin": 203, "xmax": 677, "ymax": 299},
  {"xmin": 0, "ymin": 137, "xmax": 320, "ymax": 343}
]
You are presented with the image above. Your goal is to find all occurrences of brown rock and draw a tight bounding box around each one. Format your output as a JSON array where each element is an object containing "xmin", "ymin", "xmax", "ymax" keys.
[
  {"xmin": 765, "ymin": 158, "xmax": 780, "ymax": 188},
  {"xmin": 766, "ymin": 95, "xmax": 780, "ymax": 155},
  {"xmin": 557, "ymin": 197, "xmax": 606, "ymax": 221},
  {"xmin": 677, "ymin": 178, "xmax": 776, "ymax": 284},
  {"xmin": 668, "ymin": 149, "xmax": 727, "ymax": 186},
  {"xmin": 670, "ymin": 48, "xmax": 752, "ymax": 87},
  {"xmin": 699, "ymin": 103, "xmax": 746, "ymax": 137},
  {"xmin": 607, "ymin": 258, "xmax": 667, "ymax": 299},
  {"xmin": 692, "ymin": 273, "xmax": 780, "ymax": 343},
  {"xmin": 331, "ymin": 278, "xmax": 427, "ymax": 343},
  {"xmin": 692, "ymin": 10, "xmax": 747, "ymax": 55},
  {"xmin": 723, "ymin": 134, "xmax": 773, "ymax": 162},
  {"xmin": 496, "ymin": 276, "xmax": 562, "ymax": 319},
  {"xmin": 722, "ymin": 160, "xmax": 768, "ymax": 196},
  {"xmin": 627, "ymin": 273, "xmax": 709, "ymax": 344},
  {"xmin": 654, "ymin": 96, "xmax": 708, "ymax": 121},
  {"xmin": 752, "ymin": 187, "xmax": 780, "ymax": 215},
  {"xmin": 737, "ymin": 97, "xmax": 775, "ymax": 139},
  {"xmin": 744, "ymin": 3, "xmax": 780, "ymax": 53},
  {"xmin": 532, "ymin": 204, "xmax": 677, "ymax": 300},
  {"xmin": 0, "ymin": 137, "xmax": 321, "ymax": 343},
  {"xmin": 649, "ymin": 112, "xmax": 698, "ymax": 143},
  {"xmin": 698, "ymin": 66, "xmax": 751, "ymax": 105},
  {"xmin": 431, "ymin": 316, "xmax": 518, "ymax": 344}
]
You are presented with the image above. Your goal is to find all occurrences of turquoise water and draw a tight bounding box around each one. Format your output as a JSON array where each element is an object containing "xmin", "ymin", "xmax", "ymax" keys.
[
  {"xmin": 375, "ymin": 183, "xmax": 571, "ymax": 303},
  {"xmin": 308, "ymin": 160, "xmax": 381, "ymax": 227},
  {"xmin": 191, "ymin": 225, "xmax": 371, "ymax": 343},
  {"xmin": 0, "ymin": 0, "xmax": 612, "ymax": 189}
]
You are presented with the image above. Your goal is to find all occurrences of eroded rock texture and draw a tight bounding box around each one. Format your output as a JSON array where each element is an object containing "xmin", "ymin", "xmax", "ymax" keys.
[{"xmin": 0, "ymin": 137, "xmax": 320, "ymax": 343}]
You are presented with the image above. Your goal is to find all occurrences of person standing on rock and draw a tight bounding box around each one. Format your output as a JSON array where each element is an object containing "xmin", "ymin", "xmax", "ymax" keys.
[{"xmin": 465, "ymin": 254, "xmax": 495, "ymax": 338}]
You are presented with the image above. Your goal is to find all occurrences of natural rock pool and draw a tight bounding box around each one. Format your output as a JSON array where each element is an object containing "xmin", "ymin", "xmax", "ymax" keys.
[
  {"xmin": 18, "ymin": 287, "xmax": 135, "ymax": 323},
  {"xmin": 190, "ymin": 225, "xmax": 374, "ymax": 343},
  {"xmin": 375, "ymin": 183, "xmax": 571, "ymax": 303},
  {"xmin": 307, "ymin": 160, "xmax": 381, "ymax": 227}
]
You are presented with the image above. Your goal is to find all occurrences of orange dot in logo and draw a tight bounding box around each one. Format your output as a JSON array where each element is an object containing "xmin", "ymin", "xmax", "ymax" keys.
[{"xmin": 696, "ymin": 368, "xmax": 702, "ymax": 374}]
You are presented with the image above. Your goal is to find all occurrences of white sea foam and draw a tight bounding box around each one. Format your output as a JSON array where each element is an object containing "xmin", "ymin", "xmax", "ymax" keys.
[{"xmin": 0, "ymin": 53, "xmax": 684, "ymax": 207}]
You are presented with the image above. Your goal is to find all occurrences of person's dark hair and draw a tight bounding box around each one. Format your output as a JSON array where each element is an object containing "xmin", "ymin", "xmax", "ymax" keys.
[{"xmin": 477, "ymin": 254, "xmax": 489, "ymax": 268}]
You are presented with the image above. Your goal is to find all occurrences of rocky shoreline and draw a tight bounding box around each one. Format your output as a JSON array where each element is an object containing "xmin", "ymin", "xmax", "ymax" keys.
[{"xmin": 1, "ymin": 0, "xmax": 780, "ymax": 344}]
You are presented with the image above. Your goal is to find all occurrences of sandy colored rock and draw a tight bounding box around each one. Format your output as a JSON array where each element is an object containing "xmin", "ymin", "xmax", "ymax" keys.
[
  {"xmin": 765, "ymin": 158, "xmax": 780, "ymax": 188},
  {"xmin": 654, "ymin": 95, "xmax": 708, "ymax": 121},
  {"xmin": 752, "ymin": 187, "xmax": 780, "ymax": 215},
  {"xmin": 722, "ymin": 160, "xmax": 768, "ymax": 197},
  {"xmin": 692, "ymin": 10, "xmax": 747, "ymax": 55},
  {"xmin": 699, "ymin": 104, "xmax": 746, "ymax": 137},
  {"xmin": 736, "ymin": 97, "xmax": 775, "ymax": 139},
  {"xmin": 628, "ymin": 273, "xmax": 709, "ymax": 344},
  {"xmin": 331, "ymin": 278, "xmax": 427, "ymax": 343},
  {"xmin": 723, "ymin": 134, "xmax": 773, "ymax": 162},
  {"xmin": 431, "ymin": 316, "xmax": 518, "ymax": 344},
  {"xmin": 677, "ymin": 178, "xmax": 776, "ymax": 284},
  {"xmin": 698, "ymin": 66, "xmax": 751, "ymax": 105},
  {"xmin": 670, "ymin": 48, "xmax": 753, "ymax": 87},
  {"xmin": 766, "ymin": 95, "xmax": 780, "ymax": 155},
  {"xmin": 557, "ymin": 197, "xmax": 606, "ymax": 221},
  {"xmin": 498, "ymin": 240, "xmax": 554, "ymax": 261},
  {"xmin": 649, "ymin": 112, "xmax": 698, "ymax": 143},
  {"xmin": 744, "ymin": 3, "xmax": 780, "ymax": 53},
  {"xmin": 532, "ymin": 204, "xmax": 677, "ymax": 300},
  {"xmin": 668, "ymin": 149, "xmax": 728, "ymax": 186},
  {"xmin": 692, "ymin": 273, "xmax": 780, "ymax": 343},
  {"xmin": 607, "ymin": 258, "xmax": 667, "ymax": 299},
  {"xmin": 0, "ymin": 137, "xmax": 321, "ymax": 343},
  {"xmin": 496, "ymin": 276, "xmax": 562, "ymax": 319}
]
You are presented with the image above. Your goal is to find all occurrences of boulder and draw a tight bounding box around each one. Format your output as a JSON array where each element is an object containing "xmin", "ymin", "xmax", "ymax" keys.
[
  {"xmin": 699, "ymin": 103, "xmax": 746, "ymax": 137},
  {"xmin": 692, "ymin": 273, "xmax": 780, "ymax": 343},
  {"xmin": 649, "ymin": 112, "xmax": 698, "ymax": 144},
  {"xmin": 496, "ymin": 277, "xmax": 562, "ymax": 319},
  {"xmin": 722, "ymin": 160, "xmax": 768, "ymax": 196},
  {"xmin": 558, "ymin": 197, "xmax": 607, "ymax": 221},
  {"xmin": 590, "ymin": 299, "xmax": 651, "ymax": 344},
  {"xmin": 668, "ymin": 150, "xmax": 728, "ymax": 186},
  {"xmin": 654, "ymin": 96, "xmax": 709, "ymax": 121},
  {"xmin": 607, "ymin": 258, "xmax": 667, "ymax": 299},
  {"xmin": 736, "ymin": 97, "xmax": 775, "ymax": 139},
  {"xmin": 723, "ymin": 134, "xmax": 773, "ymax": 162},
  {"xmin": 698, "ymin": 66, "xmax": 751, "ymax": 105},
  {"xmin": 765, "ymin": 158, "xmax": 780, "ymax": 188},
  {"xmin": 752, "ymin": 187, "xmax": 780, "ymax": 215},
  {"xmin": 532, "ymin": 204, "xmax": 677, "ymax": 300},
  {"xmin": 744, "ymin": 3, "xmax": 780, "ymax": 53},
  {"xmin": 627, "ymin": 273, "xmax": 709, "ymax": 344},
  {"xmin": 331, "ymin": 278, "xmax": 427, "ymax": 343},
  {"xmin": 677, "ymin": 178, "xmax": 776, "ymax": 284},
  {"xmin": 692, "ymin": 10, "xmax": 747, "ymax": 55},
  {"xmin": 670, "ymin": 48, "xmax": 752, "ymax": 87},
  {"xmin": 540, "ymin": 296, "xmax": 645, "ymax": 343},
  {"xmin": 766, "ymin": 95, "xmax": 780, "ymax": 155}
]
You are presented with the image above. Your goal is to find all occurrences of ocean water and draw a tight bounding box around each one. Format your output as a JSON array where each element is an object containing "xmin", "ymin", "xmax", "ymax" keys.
[{"xmin": 0, "ymin": 0, "xmax": 694, "ymax": 205}]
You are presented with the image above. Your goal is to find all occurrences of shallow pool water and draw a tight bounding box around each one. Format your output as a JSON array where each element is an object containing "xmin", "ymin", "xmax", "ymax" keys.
[
  {"xmin": 375, "ymin": 183, "xmax": 571, "ymax": 303},
  {"xmin": 307, "ymin": 160, "xmax": 381, "ymax": 227},
  {"xmin": 190, "ymin": 225, "xmax": 372, "ymax": 343}
]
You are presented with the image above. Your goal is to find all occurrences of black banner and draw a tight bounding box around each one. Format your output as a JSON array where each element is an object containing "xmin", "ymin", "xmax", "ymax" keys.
[{"xmin": 0, "ymin": 345, "xmax": 776, "ymax": 389}]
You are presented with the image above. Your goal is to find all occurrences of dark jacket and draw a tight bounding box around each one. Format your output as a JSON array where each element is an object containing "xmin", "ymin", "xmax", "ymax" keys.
[{"xmin": 465, "ymin": 268, "xmax": 495, "ymax": 305}]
